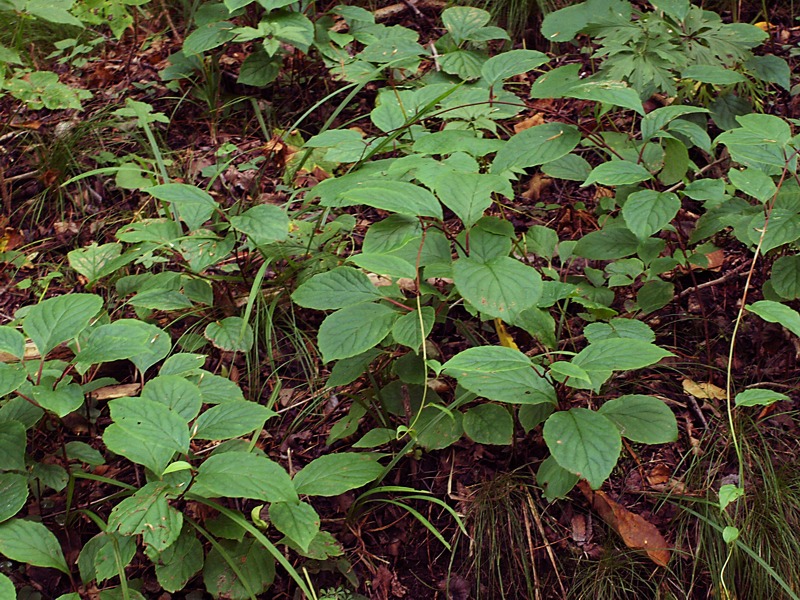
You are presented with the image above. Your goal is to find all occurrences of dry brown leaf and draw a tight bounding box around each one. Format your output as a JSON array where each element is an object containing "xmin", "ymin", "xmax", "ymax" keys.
[
  {"xmin": 89, "ymin": 383, "xmax": 142, "ymax": 401},
  {"xmin": 682, "ymin": 378, "xmax": 725, "ymax": 400},
  {"xmin": 578, "ymin": 480, "xmax": 671, "ymax": 567},
  {"xmin": 593, "ymin": 186, "xmax": 614, "ymax": 199},
  {"xmin": 514, "ymin": 112, "xmax": 545, "ymax": 133},
  {"xmin": 521, "ymin": 173, "xmax": 552, "ymax": 202}
]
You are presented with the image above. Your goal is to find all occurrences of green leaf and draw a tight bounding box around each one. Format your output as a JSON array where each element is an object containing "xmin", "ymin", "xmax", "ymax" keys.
[
  {"xmin": 570, "ymin": 338, "xmax": 674, "ymax": 391},
  {"xmin": 412, "ymin": 131, "xmax": 504, "ymax": 157},
  {"xmin": 108, "ymin": 484, "xmax": 182, "ymax": 553},
  {"xmin": 641, "ymin": 105, "xmax": 709, "ymax": 141},
  {"xmin": 537, "ymin": 455, "xmax": 579, "ymax": 501},
  {"xmin": 453, "ymin": 256, "xmax": 542, "ymax": 322},
  {"xmin": 659, "ymin": 137, "xmax": 689, "ymax": 185},
  {"xmin": 568, "ymin": 80, "xmax": 644, "ymax": 115},
  {"xmin": 0, "ymin": 519, "xmax": 69, "ymax": 573},
  {"xmin": 194, "ymin": 372, "xmax": 245, "ymax": 404},
  {"xmin": 0, "ymin": 473, "xmax": 28, "ymax": 523},
  {"xmin": 583, "ymin": 318, "xmax": 655, "ymax": 343},
  {"xmin": 0, "ymin": 420, "xmax": 26, "ymax": 472},
  {"xmin": 237, "ymin": 48, "xmax": 280, "ymax": 86},
  {"xmin": 443, "ymin": 346, "xmax": 556, "ymax": 405},
  {"xmin": 541, "ymin": 154, "xmax": 592, "ymax": 181},
  {"xmin": 229, "ymin": 204, "xmax": 289, "ymax": 245},
  {"xmin": 416, "ymin": 406, "xmax": 464, "ymax": 450},
  {"xmin": 151, "ymin": 525, "xmax": 204, "ymax": 593},
  {"xmin": 622, "ymin": 190, "xmax": 681, "ymax": 239},
  {"xmin": 31, "ymin": 383, "xmax": 83, "ymax": 418},
  {"xmin": 78, "ymin": 532, "xmax": 136, "ymax": 584},
  {"xmin": 0, "ymin": 573, "xmax": 14, "ymax": 598},
  {"xmin": 75, "ymin": 319, "xmax": 164, "ymax": 367},
  {"xmin": 141, "ymin": 376, "xmax": 202, "ymax": 421},
  {"xmin": 193, "ymin": 401, "xmax": 276, "ymax": 440},
  {"xmin": 292, "ymin": 267, "xmax": 383, "ymax": 310},
  {"xmin": 573, "ymin": 227, "xmax": 639, "ymax": 260},
  {"xmin": 728, "ymin": 167, "xmax": 775, "ymax": 203},
  {"xmin": 747, "ymin": 300, "xmax": 800, "ymax": 338},
  {"xmin": 347, "ymin": 254, "xmax": 417, "ymax": 279},
  {"xmin": 391, "ymin": 307, "xmax": 435, "ymax": 352},
  {"xmin": 583, "ymin": 161, "xmax": 651, "ymax": 187},
  {"xmin": 205, "ymin": 317, "xmax": 254, "ymax": 352},
  {"xmin": 193, "ymin": 452, "xmax": 297, "ymax": 503},
  {"xmin": 682, "ymin": 65, "xmax": 746, "ymax": 85},
  {"xmin": 0, "ymin": 327, "xmax": 24, "ymax": 360},
  {"xmin": 770, "ymin": 255, "xmax": 800, "ymax": 300},
  {"xmin": 23, "ymin": 293, "xmax": 102, "ymax": 358},
  {"xmin": 463, "ymin": 404, "xmax": 513, "ymax": 445},
  {"xmin": 65, "ymin": 441, "xmax": 104, "ymax": 466},
  {"xmin": 438, "ymin": 49, "xmax": 485, "ymax": 80},
  {"xmin": 293, "ymin": 453, "xmax": 383, "ymax": 496},
  {"xmin": 481, "ymin": 49, "xmax": 549, "ymax": 86},
  {"xmin": 434, "ymin": 172, "xmax": 500, "ymax": 228},
  {"xmin": 103, "ymin": 397, "xmax": 189, "ymax": 475},
  {"xmin": 598, "ymin": 395, "xmax": 677, "ymax": 444},
  {"xmin": 518, "ymin": 403, "xmax": 554, "ymax": 433},
  {"xmin": 543, "ymin": 408, "xmax": 622, "ymax": 489},
  {"xmin": 68, "ymin": 243, "xmax": 135, "ymax": 284},
  {"xmin": 442, "ymin": 6, "xmax": 490, "ymax": 45},
  {"xmin": 332, "ymin": 182, "xmax": 443, "ymax": 219},
  {"xmin": 183, "ymin": 21, "xmax": 236, "ymax": 55},
  {"xmin": 265, "ymin": 11, "xmax": 314, "ymax": 53},
  {"xmin": 203, "ymin": 537, "xmax": 274, "ymax": 600},
  {"xmin": 636, "ymin": 280, "xmax": 675, "ymax": 314},
  {"xmin": 491, "ymin": 123, "xmax": 580, "ymax": 174},
  {"xmin": 548, "ymin": 361, "xmax": 591, "ymax": 383},
  {"xmin": 745, "ymin": 54, "xmax": 790, "ymax": 91},
  {"xmin": 145, "ymin": 184, "xmax": 219, "ymax": 231},
  {"xmin": 269, "ymin": 501, "xmax": 319, "ymax": 553},
  {"xmin": 0, "ymin": 364, "xmax": 26, "ymax": 398},
  {"xmin": 735, "ymin": 388, "xmax": 788, "ymax": 407},
  {"xmin": 318, "ymin": 303, "xmax": 398, "ymax": 363}
]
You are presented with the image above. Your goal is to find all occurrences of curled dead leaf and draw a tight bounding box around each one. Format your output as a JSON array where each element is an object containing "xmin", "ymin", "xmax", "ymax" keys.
[
  {"xmin": 682, "ymin": 378, "xmax": 726, "ymax": 400},
  {"xmin": 514, "ymin": 112, "xmax": 545, "ymax": 133},
  {"xmin": 578, "ymin": 480, "xmax": 671, "ymax": 567}
]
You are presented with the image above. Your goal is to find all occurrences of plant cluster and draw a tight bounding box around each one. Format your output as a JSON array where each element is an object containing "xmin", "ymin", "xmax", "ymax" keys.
[{"xmin": 1, "ymin": 0, "xmax": 800, "ymax": 597}]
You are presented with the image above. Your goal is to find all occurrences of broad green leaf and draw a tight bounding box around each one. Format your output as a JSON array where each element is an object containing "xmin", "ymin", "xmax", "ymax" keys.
[
  {"xmin": 293, "ymin": 453, "xmax": 383, "ymax": 496},
  {"xmin": 65, "ymin": 441, "xmax": 104, "ymax": 466},
  {"xmin": 729, "ymin": 167, "xmax": 775, "ymax": 203},
  {"xmin": 0, "ymin": 519, "xmax": 69, "ymax": 573},
  {"xmin": 193, "ymin": 452, "xmax": 297, "ymax": 503},
  {"xmin": 572, "ymin": 227, "xmax": 639, "ymax": 260},
  {"xmin": 183, "ymin": 21, "xmax": 236, "ymax": 55},
  {"xmin": 75, "ymin": 319, "xmax": 162, "ymax": 367},
  {"xmin": 453, "ymin": 256, "xmax": 542, "ymax": 322},
  {"xmin": 568, "ymin": 80, "xmax": 644, "ymax": 115},
  {"xmin": 622, "ymin": 190, "xmax": 681, "ymax": 239},
  {"xmin": 203, "ymin": 537, "xmax": 274, "ymax": 600},
  {"xmin": 129, "ymin": 290, "xmax": 193, "ymax": 310},
  {"xmin": 193, "ymin": 371, "xmax": 245, "ymax": 404},
  {"xmin": 141, "ymin": 376, "xmax": 202, "ymax": 421},
  {"xmin": 715, "ymin": 114, "xmax": 792, "ymax": 169},
  {"xmin": 442, "ymin": 6, "xmax": 490, "ymax": 45},
  {"xmin": 443, "ymin": 346, "xmax": 556, "ymax": 405},
  {"xmin": 543, "ymin": 408, "xmax": 622, "ymax": 489},
  {"xmin": 0, "ymin": 573, "xmax": 14, "ymax": 598},
  {"xmin": 598, "ymin": 395, "xmax": 677, "ymax": 444},
  {"xmin": 570, "ymin": 338, "xmax": 674, "ymax": 391},
  {"xmin": 641, "ymin": 105, "xmax": 709, "ymax": 141},
  {"xmin": 391, "ymin": 307, "xmax": 435, "ymax": 352},
  {"xmin": 434, "ymin": 172, "xmax": 503, "ymax": 228},
  {"xmin": 353, "ymin": 427, "xmax": 396, "ymax": 448},
  {"xmin": 747, "ymin": 300, "xmax": 800, "ymax": 338},
  {"xmin": 0, "ymin": 364, "xmax": 26, "ymax": 398},
  {"xmin": 151, "ymin": 525, "xmax": 204, "ymax": 593},
  {"xmin": 770, "ymin": 255, "xmax": 800, "ymax": 300},
  {"xmin": 204, "ymin": 317, "xmax": 254, "ymax": 352},
  {"xmin": 438, "ymin": 49, "xmax": 485, "ymax": 80},
  {"xmin": 347, "ymin": 254, "xmax": 417, "ymax": 279},
  {"xmin": 68, "ymin": 243, "xmax": 136, "ymax": 284},
  {"xmin": 238, "ymin": 47, "xmax": 280, "ymax": 86},
  {"xmin": 0, "ymin": 473, "xmax": 28, "ymax": 523},
  {"xmin": 145, "ymin": 184, "xmax": 219, "ymax": 231},
  {"xmin": 24, "ymin": 0, "xmax": 82, "ymax": 26},
  {"xmin": 735, "ymin": 388, "xmax": 788, "ymax": 407},
  {"xmin": 651, "ymin": 0, "xmax": 689, "ymax": 19},
  {"xmin": 745, "ymin": 54, "xmax": 790, "ymax": 91},
  {"xmin": 229, "ymin": 204, "xmax": 289, "ymax": 245},
  {"xmin": 659, "ymin": 137, "xmax": 689, "ymax": 185},
  {"xmin": 481, "ymin": 49, "xmax": 549, "ymax": 86},
  {"xmin": 637, "ymin": 279, "xmax": 675, "ymax": 314},
  {"xmin": 103, "ymin": 397, "xmax": 189, "ymax": 475},
  {"xmin": 491, "ymin": 123, "xmax": 580, "ymax": 174},
  {"xmin": 548, "ymin": 361, "xmax": 591, "ymax": 383},
  {"xmin": 292, "ymin": 267, "xmax": 383, "ymax": 310},
  {"xmin": 265, "ymin": 11, "xmax": 314, "ymax": 53},
  {"xmin": 31, "ymin": 383, "xmax": 83, "ymax": 418},
  {"xmin": 331, "ymin": 182, "xmax": 443, "ymax": 219},
  {"xmin": 269, "ymin": 501, "xmax": 319, "ymax": 553},
  {"xmin": 412, "ymin": 131, "xmax": 504, "ymax": 157},
  {"xmin": 583, "ymin": 161, "xmax": 651, "ymax": 187},
  {"xmin": 23, "ymin": 293, "xmax": 102, "ymax": 358},
  {"xmin": 108, "ymin": 484, "xmax": 182, "ymax": 553},
  {"xmin": 0, "ymin": 398, "xmax": 43, "ymax": 430},
  {"xmin": 583, "ymin": 318, "xmax": 655, "ymax": 343},
  {"xmin": 537, "ymin": 454, "xmax": 579, "ymax": 500},
  {"xmin": 682, "ymin": 65, "xmax": 746, "ymax": 85},
  {"xmin": 193, "ymin": 401, "xmax": 276, "ymax": 440},
  {"xmin": 0, "ymin": 420, "xmax": 26, "ymax": 472},
  {"xmin": 746, "ymin": 207, "xmax": 800, "ymax": 253},
  {"xmin": 541, "ymin": 154, "xmax": 592, "ymax": 181},
  {"xmin": 318, "ymin": 303, "xmax": 398, "ymax": 363},
  {"xmin": 463, "ymin": 404, "xmax": 513, "ymax": 445},
  {"xmin": 0, "ymin": 327, "xmax": 24, "ymax": 360},
  {"xmin": 78, "ymin": 532, "xmax": 136, "ymax": 584},
  {"xmin": 416, "ymin": 406, "xmax": 464, "ymax": 450},
  {"xmin": 518, "ymin": 403, "xmax": 554, "ymax": 433}
]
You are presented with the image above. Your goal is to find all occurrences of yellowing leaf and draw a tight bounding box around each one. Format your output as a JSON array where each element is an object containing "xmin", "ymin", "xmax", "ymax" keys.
[
  {"xmin": 494, "ymin": 318, "xmax": 519, "ymax": 350},
  {"xmin": 682, "ymin": 378, "xmax": 725, "ymax": 400}
]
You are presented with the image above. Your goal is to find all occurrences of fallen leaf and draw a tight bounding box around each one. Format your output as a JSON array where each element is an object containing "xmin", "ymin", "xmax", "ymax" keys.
[
  {"xmin": 682, "ymin": 378, "xmax": 725, "ymax": 400},
  {"xmin": 521, "ymin": 173, "xmax": 552, "ymax": 202},
  {"xmin": 578, "ymin": 480, "xmax": 670, "ymax": 567},
  {"xmin": 0, "ymin": 227, "xmax": 24, "ymax": 252},
  {"xmin": 89, "ymin": 383, "xmax": 142, "ymax": 401},
  {"xmin": 514, "ymin": 112, "xmax": 545, "ymax": 133}
]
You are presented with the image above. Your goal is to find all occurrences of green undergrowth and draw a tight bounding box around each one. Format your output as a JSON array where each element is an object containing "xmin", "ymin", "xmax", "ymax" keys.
[{"xmin": 1, "ymin": 0, "xmax": 800, "ymax": 597}]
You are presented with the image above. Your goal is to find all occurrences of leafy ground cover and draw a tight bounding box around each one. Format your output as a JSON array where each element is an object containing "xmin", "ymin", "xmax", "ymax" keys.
[{"xmin": 2, "ymin": 0, "xmax": 800, "ymax": 598}]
